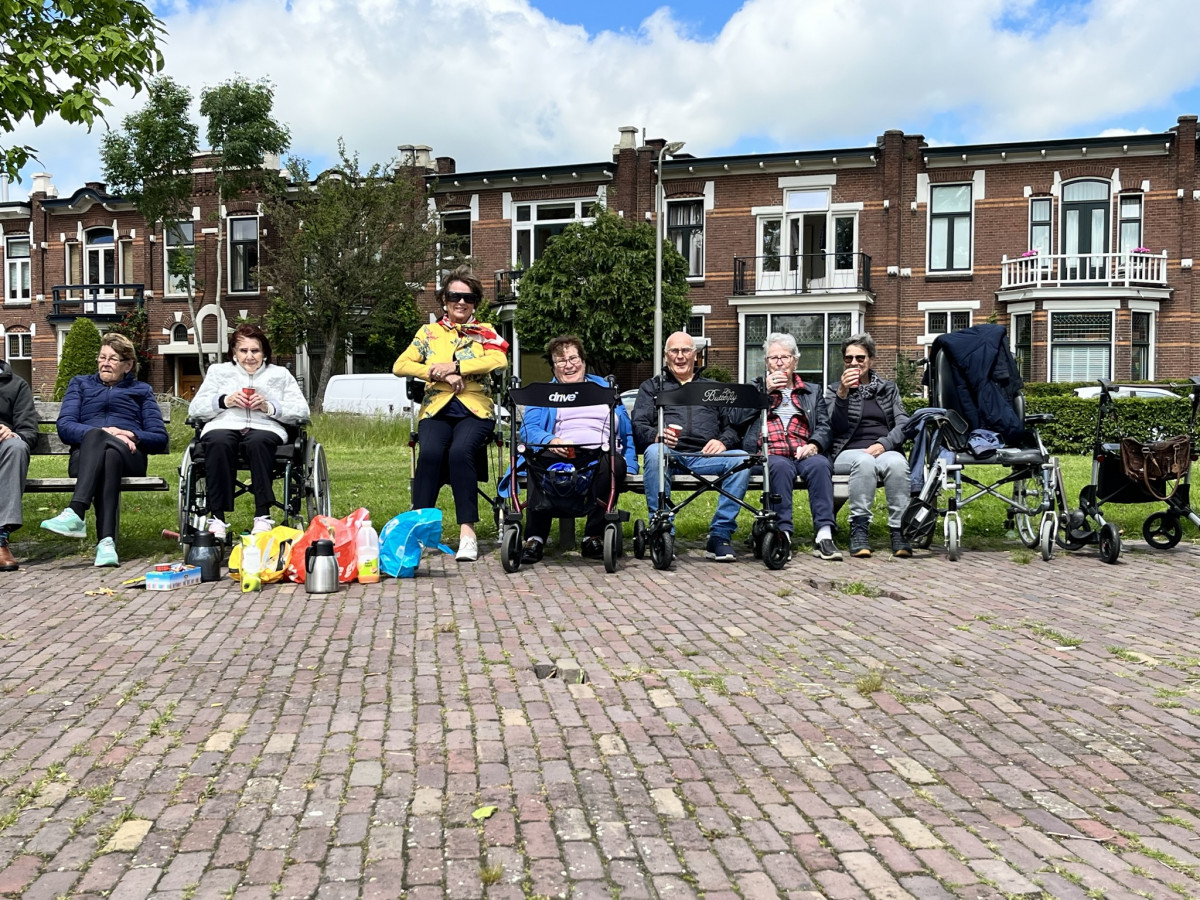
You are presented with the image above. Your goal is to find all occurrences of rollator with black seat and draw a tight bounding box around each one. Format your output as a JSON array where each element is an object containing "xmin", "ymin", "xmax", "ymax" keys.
[
  {"xmin": 498, "ymin": 376, "xmax": 629, "ymax": 573},
  {"xmin": 901, "ymin": 323, "xmax": 1064, "ymax": 561},
  {"xmin": 632, "ymin": 380, "xmax": 790, "ymax": 570},
  {"xmin": 1062, "ymin": 376, "xmax": 1200, "ymax": 563}
]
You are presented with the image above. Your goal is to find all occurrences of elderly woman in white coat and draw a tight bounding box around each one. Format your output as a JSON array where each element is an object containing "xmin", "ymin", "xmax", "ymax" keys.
[{"xmin": 188, "ymin": 323, "xmax": 310, "ymax": 539}]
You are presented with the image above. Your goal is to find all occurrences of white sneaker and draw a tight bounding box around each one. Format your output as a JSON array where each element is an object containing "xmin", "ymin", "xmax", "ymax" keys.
[
  {"xmin": 455, "ymin": 535, "xmax": 478, "ymax": 562},
  {"xmin": 251, "ymin": 516, "xmax": 275, "ymax": 535},
  {"xmin": 207, "ymin": 517, "xmax": 229, "ymax": 541}
]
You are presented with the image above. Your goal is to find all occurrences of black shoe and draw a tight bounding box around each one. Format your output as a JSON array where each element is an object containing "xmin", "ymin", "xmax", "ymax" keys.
[
  {"xmin": 849, "ymin": 515, "xmax": 872, "ymax": 558},
  {"xmin": 890, "ymin": 528, "xmax": 912, "ymax": 558},
  {"xmin": 521, "ymin": 539, "xmax": 544, "ymax": 564},
  {"xmin": 580, "ymin": 536, "xmax": 604, "ymax": 559},
  {"xmin": 812, "ymin": 539, "xmax": 843, "ymax": 561}
]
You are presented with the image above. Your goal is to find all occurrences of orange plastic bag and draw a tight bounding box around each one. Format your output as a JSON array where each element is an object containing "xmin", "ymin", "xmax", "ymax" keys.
[{"xmin": 287, "ymin": 508, "xmax": 371, "ymax": 583}]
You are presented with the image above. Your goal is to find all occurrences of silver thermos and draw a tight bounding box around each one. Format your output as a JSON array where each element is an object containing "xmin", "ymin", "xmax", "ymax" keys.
[{"xmin": 305, "ymin": 539, "xmax": 339, "ymax": 594}]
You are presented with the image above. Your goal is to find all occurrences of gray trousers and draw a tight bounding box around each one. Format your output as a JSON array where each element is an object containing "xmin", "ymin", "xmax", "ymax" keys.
[
  {"xmin": 0, "ymin": 437, "xmax": 31, "ymax": 532},
  {"xmin": 833, "ymin": 448, "xmax": 910, "ymax": 528}
]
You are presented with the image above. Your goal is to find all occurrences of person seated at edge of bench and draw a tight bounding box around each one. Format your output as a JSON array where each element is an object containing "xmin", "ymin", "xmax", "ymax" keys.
[
  {"xmin": 40, "ymin": 333, "xmax": 168, "ymax": 567},
  {"xmin": 632, "ymin": 331, "xmax": 750, "ymax": 563},
  {"xmin": 826, "ymin": 331, "xmax": 912, "ymax": 559},
  {"xmin": 514, "ymin": 334, "xmax": 639, "ymax": 565},
  {"xmin": 0, "ymin": 357, "xmax": 37, "ymax": 572},
  {"xmin": 747, "ymin": 332, "xmax": 842, "ymax": 562}
]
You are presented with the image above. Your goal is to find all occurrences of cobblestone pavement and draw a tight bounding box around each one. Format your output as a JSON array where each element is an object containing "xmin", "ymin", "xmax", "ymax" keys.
[{"xmin": 1, "ymin": 537, "xmax": 1199, "ymax": 900}]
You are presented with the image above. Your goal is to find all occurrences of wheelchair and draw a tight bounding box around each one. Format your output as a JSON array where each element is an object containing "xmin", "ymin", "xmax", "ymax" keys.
[
  {"xmin": 177, "ymin": 420, "xmax": 331, "ymax": 542},
  {"xmin": 901, "ymin": 326, "xmax": 1064, "ymax": 561}
]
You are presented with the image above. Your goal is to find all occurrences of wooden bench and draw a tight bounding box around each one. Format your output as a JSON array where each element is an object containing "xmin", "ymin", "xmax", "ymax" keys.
[{"xmin": 26, "ymin": 399, "xmax": 173, "ymax": 494}]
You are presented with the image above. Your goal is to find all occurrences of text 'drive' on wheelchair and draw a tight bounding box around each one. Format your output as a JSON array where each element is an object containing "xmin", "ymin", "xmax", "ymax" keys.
[
  {"xmin": 901, "ymin": 328, "xmax": 1065, "ymax": 562},
  {"xmin": 177, "ymin": 419, "xmax": 331, "ymax": 541},
  {"xmin": 1062, "ymin": 375, "xmax": 1200, "ymax": 564},
  {"xmin": 633, "ymin": 379, "xmax": 790, "ymax": 571},
  {"xmin": 498, "ymin": 377, "xmax": 628, "ymax": 574}
]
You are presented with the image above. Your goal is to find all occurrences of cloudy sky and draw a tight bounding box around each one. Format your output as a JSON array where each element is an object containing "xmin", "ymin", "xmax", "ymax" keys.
[{"xmin": 5, "ymin": 0, "xmax": 1200, "ymax": 199}]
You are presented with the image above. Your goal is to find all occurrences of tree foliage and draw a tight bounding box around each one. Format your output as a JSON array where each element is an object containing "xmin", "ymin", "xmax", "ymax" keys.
[
  {"xmin": 513, "ymin": 207, "xmax": 691, "ymax": 374},
  {"xmin": 100, "ymin": 76, "xmax": 206, "ymax": 374},
  {"xmin": 53, "ymin": 318, "xmax": 102, "ymax": 401},
  {"xmin": 1, "ymin": 0, "xmax": 164, "ymax": 180},
  {"xmin": 262, "ymin": 143, "xmax": 438, "ymax": 410}
]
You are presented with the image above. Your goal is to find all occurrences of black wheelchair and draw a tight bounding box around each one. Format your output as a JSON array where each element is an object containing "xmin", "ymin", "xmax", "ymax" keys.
[{"xmin": 177, "ymin": 420, "xmax": 331, "ymax": 541}]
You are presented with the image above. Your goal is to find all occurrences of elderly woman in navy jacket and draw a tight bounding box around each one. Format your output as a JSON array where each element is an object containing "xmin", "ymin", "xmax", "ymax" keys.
[{"xmin": 41, "ymin": 333, "xmax": 167, "ymax": 566}]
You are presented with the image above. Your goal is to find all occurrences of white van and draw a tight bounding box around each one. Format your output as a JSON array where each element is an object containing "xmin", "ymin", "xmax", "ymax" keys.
[{"xmin": 321, "ymin": 374, "xmax": 414, "ymax": 416}]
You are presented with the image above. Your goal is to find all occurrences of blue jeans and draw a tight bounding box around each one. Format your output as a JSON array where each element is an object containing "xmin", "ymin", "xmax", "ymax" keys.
[
  {"xmin": 766, "ymin": 453, "xmax": 835, "ymax": 536},
  {"xmin": 642, "ymin": 444, "xmax": 750, "ymax": 540}
]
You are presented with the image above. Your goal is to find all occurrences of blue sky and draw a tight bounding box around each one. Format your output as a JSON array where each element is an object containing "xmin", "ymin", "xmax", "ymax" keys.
[{"xmin": 4, "ymin": 0, "xmax": 1200, "ymax": 198}]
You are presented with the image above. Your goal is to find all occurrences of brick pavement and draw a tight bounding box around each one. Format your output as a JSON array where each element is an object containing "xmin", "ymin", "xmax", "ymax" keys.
[{"xmin": 0, "ymin": 537, "xmax": 1198, "ymax": 899}]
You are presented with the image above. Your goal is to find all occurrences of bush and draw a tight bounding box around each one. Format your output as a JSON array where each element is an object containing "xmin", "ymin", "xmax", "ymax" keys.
[
  {"xmin": 52, "ymin": 318, "xmax": 102, "ymax": 401},
  {"xmin": 700, "ymin": 365, "xmax": 734, "ymax": 383}
]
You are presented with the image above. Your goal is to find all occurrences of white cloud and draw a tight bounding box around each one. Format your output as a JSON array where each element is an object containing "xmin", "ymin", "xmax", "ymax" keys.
[{"xmin": 5, "ymin": 0, "xmax": 1198, "ymax": 199}]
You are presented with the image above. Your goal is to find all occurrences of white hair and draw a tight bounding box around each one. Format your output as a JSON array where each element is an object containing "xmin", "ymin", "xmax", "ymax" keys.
[{"xmin": 763, "ymin": 332, "xmax": 799, "ymax": 359}]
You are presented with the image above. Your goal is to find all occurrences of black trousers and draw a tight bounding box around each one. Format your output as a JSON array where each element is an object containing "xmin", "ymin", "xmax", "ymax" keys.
[
  {"xmin": 68, "ymin": 429, "xmax": 148, "ymax": 541},
  {"xmin": 527, "ymin": 452, "xmax": 627, "ymax": 542},
  {"xmin": 412, "ymin": 409, "xmax": 494, "ymax": 525},
  {"xmin": 200, "ymin": 427, "xmax": 283, "ymax": 518}
]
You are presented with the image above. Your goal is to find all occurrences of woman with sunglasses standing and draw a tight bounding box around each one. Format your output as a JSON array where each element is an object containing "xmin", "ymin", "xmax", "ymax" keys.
[
  {"xmin": 393, "ymin": 267, "xmax": 508, "ymax": 561},
  {"xmin": 826, "ymin": 333, "xmax": 912, "ymax": 559}
]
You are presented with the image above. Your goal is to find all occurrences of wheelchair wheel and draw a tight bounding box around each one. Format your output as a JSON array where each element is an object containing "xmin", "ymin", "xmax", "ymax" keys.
[
  {"xmin": 1099, "ymin": 522, "xmax": 1121, "ymax": 564},
  {"xmin": 1038, "ymin": 513, "xmax": 1056, "ymax": 561},
  {"xmin": 761, "ymin": 529, "xmax": 790, "ymax": 571},
  {"xmin": 603, "ymin": 524, "xmax": 620, "ymax": 574},
  {"xmin": 1011, "ymin": 476, "xmax": 1043, "ymax": 548},
  {"xmin": 177, "ymin": 445, "xmax": 206, "ymax": 540},
  {"xmin": 945, "ymin": 515, "xmax": 962, "ymax": 561},
  {"xmin": 1143, "ymin": 512, "xmax": 1183, "ymax": 550},
  {"xmin": 305, "ymin": 441, "xmax": 331, "ymax": 522},
  {"xmin": 632, "ymin": 519, "xmax": 647, "ymax": 559},
  {"xmin": 649, "ymin": 530, "xmax": 674, "ymax": 570},
  {"xmin": 500, "ymin": 523, "xmax": 522, "ymax": 573}
]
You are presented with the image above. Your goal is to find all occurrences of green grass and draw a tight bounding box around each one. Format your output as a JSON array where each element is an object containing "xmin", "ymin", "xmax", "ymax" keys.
[{"xmin": 14, "ymin": 416, "xmax": 1198, "ymax": 561}]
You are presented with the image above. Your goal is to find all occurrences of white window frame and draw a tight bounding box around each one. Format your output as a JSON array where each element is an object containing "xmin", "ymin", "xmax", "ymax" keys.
[
  {"xmin": 917, "ymin": 300, "xmax": 979, "ymax": 346},
  {"xmin": 439, "ymin": 209, "xmax": 472, "ymax": 271},
  {"xmin": 1118, "ymin": 193, "xmax": 1143, "ymax": 256},
  {"xmin": 4, "ymin": 235, "xmax": 31, "ymax": 305},
  {"xmin": 1047, "ymin": 307, "xmax": 1116, "ymax": 382},
  {"xmin": 1028, "ymin": 196, "xmax": 1052, "ymax": 266},
  {"xmin": 511, "ymin": 198, "xmax": 596, "ymax": 269},
  {"xmin": 164, "ymin": 221, "xmax": 195, "ymax": 296},
  {"xmin": 228, "ymin": 215, "xmax": 260, "ymax": 294},
  {"xmin": 1129, "ymin": 302, "xmax": 1158, "ymax": 382},
  {"xmin": 1007, "ymin": 302, "xmax": 1035, "ymax": 384},
  {"xmin": 6, "ymin": 331, "xmax": 32, "ymax": 360},
  {"xmin": 928, "ymin": 183, "xmax": 973, "ymax": 273},
  {"xmin": 667, "ymin": 197, "xmax": 705, "ymax": 279},
  {"xmin": 738, "ymin": 307, "xmax": 858, "ymax": 386}
]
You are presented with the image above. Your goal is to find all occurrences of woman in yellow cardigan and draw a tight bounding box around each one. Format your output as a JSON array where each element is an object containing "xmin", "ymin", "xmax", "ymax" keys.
[{"xmin": 394, "ymin": 268, "xmax": 508, "ymax": 561}]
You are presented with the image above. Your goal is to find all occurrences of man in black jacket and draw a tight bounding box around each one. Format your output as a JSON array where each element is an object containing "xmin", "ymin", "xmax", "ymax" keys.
[
  {"xmin": 0, "ymin": 360, "xmax": 38, "ymax": 571},
  {"xmin": 632, "ymin": 332, "xmax": 750, "ymax": 562}
]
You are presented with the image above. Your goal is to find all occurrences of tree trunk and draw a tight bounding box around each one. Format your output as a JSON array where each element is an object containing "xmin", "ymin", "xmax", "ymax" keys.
[{"xmin": 312, "ymin": 326, "xmax": 341, "ymax": 414}]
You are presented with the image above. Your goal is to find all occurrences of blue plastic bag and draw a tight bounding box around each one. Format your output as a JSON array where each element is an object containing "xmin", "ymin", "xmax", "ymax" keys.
[{"xmin": 379, "ymin": 509, "xmax": 454, "ymax": 577}]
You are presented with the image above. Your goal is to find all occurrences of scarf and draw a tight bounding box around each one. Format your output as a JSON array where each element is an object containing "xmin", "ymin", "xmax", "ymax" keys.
[
  {"xmin": 849, "ymin": 369, "xmax": 884, "ymax": 401},
  {"xmin": 439, "ymin": 316, "xmax": 510, "ymax": 353}
]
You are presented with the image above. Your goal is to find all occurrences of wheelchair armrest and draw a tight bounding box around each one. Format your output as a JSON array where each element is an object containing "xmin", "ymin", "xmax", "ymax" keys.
[{"xmin": 1024, "ymin": 413, "xmax": 1054, "ymax": 425}]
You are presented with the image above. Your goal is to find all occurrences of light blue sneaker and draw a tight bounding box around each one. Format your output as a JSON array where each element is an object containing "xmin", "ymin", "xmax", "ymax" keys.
[
  {"xmin": 41, "ymin": 508, "xmax": 87, "ymax": 539},
  {"xmin": 94, "ymin": 537, "xmax": 119, "ymax": 568}
]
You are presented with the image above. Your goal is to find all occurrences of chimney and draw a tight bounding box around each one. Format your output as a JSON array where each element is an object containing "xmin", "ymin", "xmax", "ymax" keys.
[
  {"xmin": 85, "ymin": 181, "xmax": 106, "ymax": 193},
  {"xmin": 32, "ymin": 172, "xmax": 57, "ymax": 198},
  {"xmin": 436, "ymin": 157, "xmax": 456, "ymax": 175},
  {"xmin": 262, "ymin": 151, "xmax": 281, "ymax": 172},
  {"xmin": 397, "ymin": 144, "xmax": 434, "ymax": 170},
  {"xmin": 618, "ymin": 126, "xmax": 638, "ymax": 150},
  {"xmin": 1, "ymin": 174, "xmax": 8, "ymax": 202}
]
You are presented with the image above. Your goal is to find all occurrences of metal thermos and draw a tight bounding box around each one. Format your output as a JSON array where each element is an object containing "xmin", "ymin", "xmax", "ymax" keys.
[
  {"xmin": 185, "ymin": 531, "xmax": 223, "ymax": 583},
  {"xmin": 305, "ymin": 539, "xmax": 339, "ymax": 594}
]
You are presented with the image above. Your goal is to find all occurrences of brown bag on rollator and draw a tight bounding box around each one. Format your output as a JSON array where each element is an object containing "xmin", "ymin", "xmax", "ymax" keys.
[{"xmin": 1119, "ymin": 435, "xmax": 1191, "ymax": 500}]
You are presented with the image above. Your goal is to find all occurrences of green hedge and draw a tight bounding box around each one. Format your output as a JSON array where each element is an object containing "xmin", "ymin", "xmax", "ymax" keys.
[{"xmin": 900, "ymin": 395, "xmax": 1192, "ymax": 455}]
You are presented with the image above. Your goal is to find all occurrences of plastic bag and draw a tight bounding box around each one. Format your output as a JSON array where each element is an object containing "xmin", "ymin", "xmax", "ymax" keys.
[
  {"xmin": 287, "ymin": 508, "xmax": 371, "ymax": 583},
  {"xmin": 228, "ymin": 525, "xmax": 304, "ymax": 583},
  {"xmin": 379, "ymin": 509, "xmax": 454, "ymax": 578}
]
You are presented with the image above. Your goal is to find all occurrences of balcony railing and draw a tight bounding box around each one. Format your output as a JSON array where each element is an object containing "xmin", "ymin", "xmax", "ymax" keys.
[
  {"xmin": 494, "ymin": 269, "xmax": 523, "ymax": 305},
  {"xmin": 51, "ymin": 284, "xmax": 145, "ymax": 321},
  {"xmin": 1000, "ymin": 251, "xmax": 1169, "ymax": 290},
  {"xmin": 733, "ymin": 252, "xmax": 871, "ymax": 296}
]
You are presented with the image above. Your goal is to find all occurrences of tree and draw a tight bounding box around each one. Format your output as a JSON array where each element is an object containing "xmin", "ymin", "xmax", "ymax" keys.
[
  {"xmin": 514, "ymin": 207, "xmax": 691, "ymax": 374},
  {"xmin": 1, "ymin": 0, "xmax": 164, "ymax": 181},
  {"xmin": 100, "ymin": 76, "xmax": 206, "ymax": 375},
  {"xmin": 262, "ymin": 143, "xmax": 438, "ymax": 411},
  {"xmin": 53, "ymin": 318, "xmax": 102, "ymax": 401},
  {"xmin": 199, "ymin": 76, "xmax": 290, "ymax": 325}
]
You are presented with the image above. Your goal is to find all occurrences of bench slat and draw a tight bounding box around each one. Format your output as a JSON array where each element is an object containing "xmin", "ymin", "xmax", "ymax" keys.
[{"xmin": 25, "ymin": 477, "xmax": 169, "ymax": 493}]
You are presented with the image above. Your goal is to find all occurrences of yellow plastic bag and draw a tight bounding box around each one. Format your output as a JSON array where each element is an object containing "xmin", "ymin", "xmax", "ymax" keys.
[{"xmin": 228, "ymin": 525, "xmax": 304, "ymax": 583}]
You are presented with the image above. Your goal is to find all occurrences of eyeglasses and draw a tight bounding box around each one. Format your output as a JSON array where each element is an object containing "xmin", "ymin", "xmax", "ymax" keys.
[
  {"xmin": 844, "ymin": 354, "xmax": 869, "ymax": 363},
  {"xmin": 97, "ymin": 355, "xmax": 124, "ymax": 364},
  {"xmin": 666, "ymin": 347, "xmax": 695, "ymax": 357},
  {"xmin": 446, "ymin": 291, "xmax": 479, "ymax": 305},
  {"xmin": 236, "ymin": 347, "xmax": 263, "ymax": 355},
  {"xmin": 766, "ymin": 355, "xmax": 792, "ymax": 364},
  {"xmin": 553, "ymin": 355, "xmax": 582, "ymax": 368}
]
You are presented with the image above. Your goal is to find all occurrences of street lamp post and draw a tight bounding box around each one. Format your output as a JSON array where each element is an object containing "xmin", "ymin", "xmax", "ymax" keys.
[{"xmin": 653, "ymin": 140, "xmax": 686, "ymax": 376}]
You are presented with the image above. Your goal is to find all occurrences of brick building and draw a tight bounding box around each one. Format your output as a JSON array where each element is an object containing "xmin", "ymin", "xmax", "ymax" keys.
[{"xmin": 2, "ymin": 116, "xmax": 1197, "ymax": 399}]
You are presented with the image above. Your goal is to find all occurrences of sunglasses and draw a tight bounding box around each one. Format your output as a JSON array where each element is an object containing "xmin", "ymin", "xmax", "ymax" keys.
[
  {"xmin": 844, "ymin": 354, "xmax": 869, "ymax": 363},
  {"xmin": 446, "ymin": 291, "xmax": 480, "ymax": 305}
]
